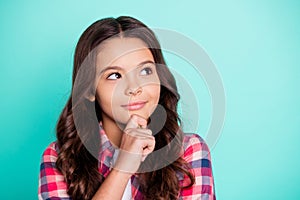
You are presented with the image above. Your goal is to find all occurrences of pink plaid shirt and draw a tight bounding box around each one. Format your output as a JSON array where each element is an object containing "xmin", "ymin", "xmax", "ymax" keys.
[{"xmin": 38, "ymin": 123, "xmax": 216, "ymax": 199}]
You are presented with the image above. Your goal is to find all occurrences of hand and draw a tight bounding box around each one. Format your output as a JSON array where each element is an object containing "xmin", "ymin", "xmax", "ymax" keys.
[{"xmin": 113, "ymin": 114, "xmax": 155, "ymax": 174}]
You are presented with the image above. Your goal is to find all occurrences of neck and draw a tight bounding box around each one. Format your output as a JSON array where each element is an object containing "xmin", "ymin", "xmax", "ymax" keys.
[{"xmin": 101, "ymin": 116, "xmax": 125, "ymax": 147}]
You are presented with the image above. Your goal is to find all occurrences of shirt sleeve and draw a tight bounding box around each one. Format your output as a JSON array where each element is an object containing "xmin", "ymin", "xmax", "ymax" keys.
[
  {"xmin": 38, "ymin": 142, "xmax": 71, "ymax": 200},
  {"xmin": 179, "ymin": 134, "xmax": 216, "ymax": 200}
]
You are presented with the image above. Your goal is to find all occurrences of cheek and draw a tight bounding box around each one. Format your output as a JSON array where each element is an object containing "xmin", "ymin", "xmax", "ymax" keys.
[
  {"xmin": 96, "ymin": 83, "xmax": 124, "ymax": 114},
  {"xmin": 96, "ymin": 87, "xmax": 113, "ymax": 111},
  {"xmin": 148, "ymin": 84, "xmax": 161, "ymax": 103},
  {"xmin": 142, "ymin": 74, "xmax": 160, "ymax": 98}
]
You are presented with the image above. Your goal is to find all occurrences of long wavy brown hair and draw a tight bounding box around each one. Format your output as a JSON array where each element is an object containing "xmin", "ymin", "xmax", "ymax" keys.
[{"xmin": 55, "ymin": 16, "xmax": 195, "ymax": 200}]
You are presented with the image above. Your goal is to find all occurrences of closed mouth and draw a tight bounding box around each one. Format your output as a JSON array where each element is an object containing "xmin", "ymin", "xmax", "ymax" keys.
[{"xmin": 121, "ymin": 101, "xmax": 148, "ymax": 111}]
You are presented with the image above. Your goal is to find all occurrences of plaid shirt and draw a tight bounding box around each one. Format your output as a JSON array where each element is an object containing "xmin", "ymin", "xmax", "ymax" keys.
[{"xmin": 38, "ymin": 123, "xmax": 216, "ymax": 200}]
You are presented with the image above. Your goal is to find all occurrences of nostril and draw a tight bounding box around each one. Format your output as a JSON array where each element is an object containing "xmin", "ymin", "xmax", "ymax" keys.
[{"xmin": 126, "ymin": 86, "xmax": 143, "ymax": 96}]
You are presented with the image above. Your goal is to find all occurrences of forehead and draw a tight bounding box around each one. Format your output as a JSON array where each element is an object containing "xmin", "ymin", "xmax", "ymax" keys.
[{"xmin": 96, "ymin": 37, "xmax": 154, "ymax": 69}]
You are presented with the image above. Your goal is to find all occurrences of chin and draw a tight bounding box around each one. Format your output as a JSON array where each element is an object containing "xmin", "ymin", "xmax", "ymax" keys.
[
  {"xmin": 115, "ymin": 111, "xmax": 149, "ymax": 123},
  {"xmin": 130, "ymin": 110, "xmax": 150, "ymax": 119}
]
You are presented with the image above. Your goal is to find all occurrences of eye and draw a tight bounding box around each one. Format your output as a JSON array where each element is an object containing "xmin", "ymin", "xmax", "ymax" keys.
[
  {"xmin": 107, "ymin": 72, "xmax": 122, "ymax": 80},
  {"xmin": 140, "ymin": 67, "xmax": 153, "ymax": 76}
]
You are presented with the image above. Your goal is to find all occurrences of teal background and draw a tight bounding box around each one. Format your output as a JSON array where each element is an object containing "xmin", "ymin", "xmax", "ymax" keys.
[{"xmin": 0, "ymin": 0, "xmax": 299, "ymax": 199}]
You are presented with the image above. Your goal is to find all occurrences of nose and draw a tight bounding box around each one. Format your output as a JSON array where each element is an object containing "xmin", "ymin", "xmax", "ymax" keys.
[
  {"xmin": 125, "ymin": 85, "xmax": 142, "ymax": 96},
  {"xmin": 124, "ymin": 79, "xmax": 143, "ymax": 96}
]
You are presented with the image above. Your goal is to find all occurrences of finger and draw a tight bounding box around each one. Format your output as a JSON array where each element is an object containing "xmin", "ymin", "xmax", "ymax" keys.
[
  {"xmin": 138, "ymin": 117, "xmax": 147, "ymax": 129},
  {"xmin": 141, "ymin": 145, "xmax": 155, "ymax": 163},
  {"xmin": 124, "ymin": 114, "xmax": 147, "ymax": 131},
  {"xmin": 125, "ymin": 129, "xmax": 153, "ymax": 137},
  {"xmin": 133, "ymin": 114, "xmax": 147, "ymax": 128},
  {"xmin": 141, "ymin": 155, "xmax": 147, "ymax": 162},
  {"xmin": 143, "ymin": 136, "xmax": 155, "ymax": 151},
  {"xmin": 134, "ymin": 129, "xmax": 152, "ymax": 136},
  {"xmin": 141, "ymin": 137, "xmax": 155, "ymax": 162},
  {"xmin": 142, "ymin": 142, "xmax": 155, "ymax": 155}
]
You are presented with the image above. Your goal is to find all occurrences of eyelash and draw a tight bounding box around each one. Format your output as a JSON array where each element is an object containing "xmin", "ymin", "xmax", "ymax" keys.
[
  {"xmin": 140, "ymin": 67, "xmax": 153, "ymax": 75},
  {"xmin": 106, "ymin": 72, "xmax": 122, "ymax": 80},
  {"xmin": 106, "ymin": 66, "xmax": 154, "ymax": 80}
]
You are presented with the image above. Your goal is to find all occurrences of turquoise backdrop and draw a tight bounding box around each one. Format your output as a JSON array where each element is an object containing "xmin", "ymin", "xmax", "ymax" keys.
[{"xmin": 0, "ymin": 0, "xmax": 299, "ymax": 199}]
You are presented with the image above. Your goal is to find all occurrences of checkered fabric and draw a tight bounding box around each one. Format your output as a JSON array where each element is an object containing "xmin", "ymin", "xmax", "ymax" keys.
[{"xmin": 38, "ymin": 123, "xmax": 216, "ymax": 199}]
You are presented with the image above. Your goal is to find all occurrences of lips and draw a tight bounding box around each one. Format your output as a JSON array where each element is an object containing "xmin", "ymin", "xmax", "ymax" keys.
[{"xmin": 121, "ymin": 101, "xmax": 148, "ymax": 111}]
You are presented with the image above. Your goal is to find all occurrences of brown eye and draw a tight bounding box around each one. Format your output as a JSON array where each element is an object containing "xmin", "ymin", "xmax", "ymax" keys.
[
  {"xmin": 107, "ymin": 72, "xmax": 122, "ymax": 80},
  {"xmin": 140, "ymin": 67, "xmax": 153, "ymax": 76}
]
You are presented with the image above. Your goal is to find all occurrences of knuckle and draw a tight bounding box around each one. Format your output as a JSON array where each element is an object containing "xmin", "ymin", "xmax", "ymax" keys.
[
  {"xmin": 124, "ymin": 128, "xmax": 134, "ymax": 134},
  {"xmin": 147, "ymin": 129, "xmax": 152, "ymax": 135}
]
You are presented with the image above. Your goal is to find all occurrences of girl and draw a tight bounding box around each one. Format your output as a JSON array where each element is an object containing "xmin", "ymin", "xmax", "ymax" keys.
[{"xmin": 38, "ymin": 16, "xmax": 216, "ymax": 200}]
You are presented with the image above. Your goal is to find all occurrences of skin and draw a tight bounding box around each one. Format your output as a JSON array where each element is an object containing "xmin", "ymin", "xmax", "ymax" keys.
[
  {"xmin": 93, "ymin": 37, "xmax": 160, "ymax": 146},
  {"xmin": 91, "ymin": 37, "xmax": 160, "ymax": 200}
]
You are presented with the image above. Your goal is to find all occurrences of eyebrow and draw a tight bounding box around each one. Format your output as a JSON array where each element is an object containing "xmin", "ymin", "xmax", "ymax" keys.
[{"xmin": 99, "ymin": 60, "xmax": 155, "ymax": 75}]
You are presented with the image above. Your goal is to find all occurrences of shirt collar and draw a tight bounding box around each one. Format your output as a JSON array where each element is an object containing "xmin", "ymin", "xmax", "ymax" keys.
[
  {"xmin": 98, "ymin": 121, "xmax": 116, "ymax": 155},
  {"xmin": 98, "ymin": 121, "xmax": 119, "ymax": 177}
]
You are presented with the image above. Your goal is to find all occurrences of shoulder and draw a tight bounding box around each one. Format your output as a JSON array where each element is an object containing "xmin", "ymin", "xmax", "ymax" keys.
[
  {"xmin": 180, "ymin": 134, "xmax": 215, "ymax": 199},
  {"xmin": 183, "ymin": 133, "xmax": 210, "ymax": 154},
  {"xmin": 182, "ymin": 133, "xmax": 211, "ymax": 162},
  {"xmin": 183, "ymin": 133, "xmax": 207, "ymax": 147},
  {"xmin": 180, "ymin": 134, "xmax": 216, "ymax": 199},
  {"xmin": 40, "ymin": 141, "xmax": 60, "ymax": 166},
  {"xmin": 39, "ymin": 142, "xmax": 70, "ymax": 199}
]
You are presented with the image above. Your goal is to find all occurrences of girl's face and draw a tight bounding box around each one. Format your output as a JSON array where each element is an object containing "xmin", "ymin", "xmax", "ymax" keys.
[{"xmin": 95, "ymin": 37, "xmax": 160, "ymax": 125}]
